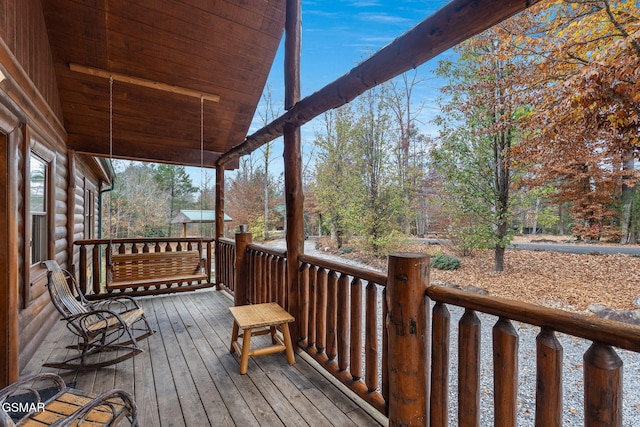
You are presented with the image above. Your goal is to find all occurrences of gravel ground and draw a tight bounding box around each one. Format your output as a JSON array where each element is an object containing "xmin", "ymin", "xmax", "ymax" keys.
[
  {"xmin": 266, "ymin": 238, "xmax": 640, "ymax": 425},
  {"xmin": 444, "ymin": 305, "xmax": 640, "ymax": 426}
]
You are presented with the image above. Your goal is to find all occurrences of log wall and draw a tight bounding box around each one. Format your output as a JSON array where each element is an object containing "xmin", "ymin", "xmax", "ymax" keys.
[{"xmin": 0, "ymin": 0, "xmax": 106, "ymax": 379}]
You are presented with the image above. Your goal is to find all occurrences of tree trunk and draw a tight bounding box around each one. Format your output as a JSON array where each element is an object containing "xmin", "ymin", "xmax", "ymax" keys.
[
  {"xmin": 532, "ymin": 198, "xmax": 539, "ymax": 235},
  {"xmin": 619, "ymin": 151, "xmax": 635, "ymax": 244},
  {"xmin": 494, "ymin": 245, "xmax": 505, "ymax": 272}
]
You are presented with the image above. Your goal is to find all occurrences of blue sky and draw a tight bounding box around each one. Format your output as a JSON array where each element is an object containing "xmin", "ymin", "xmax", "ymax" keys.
[{"xmin": 190, "ymin": 0, "xmax": 454, "ymax": 182}]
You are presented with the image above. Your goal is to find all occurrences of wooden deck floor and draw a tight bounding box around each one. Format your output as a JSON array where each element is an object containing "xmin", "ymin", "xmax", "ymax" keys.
[{"xmin": 22, "ymin": 289, "xmax": 384, "ymax": 427}]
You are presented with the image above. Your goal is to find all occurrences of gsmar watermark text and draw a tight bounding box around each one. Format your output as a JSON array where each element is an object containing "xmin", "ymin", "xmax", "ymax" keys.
[{"xmin": 2, "ymin": 402, "xmax": 46, "ymax": 413}]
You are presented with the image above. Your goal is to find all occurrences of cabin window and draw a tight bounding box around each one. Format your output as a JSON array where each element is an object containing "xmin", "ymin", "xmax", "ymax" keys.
[
  {"xmin": 84, "ymin": 189, "xmax": 95, "ymax": 239},
  {"xmin": 29, "ymin": 154, "xmax": 49, "ymax": 265}
]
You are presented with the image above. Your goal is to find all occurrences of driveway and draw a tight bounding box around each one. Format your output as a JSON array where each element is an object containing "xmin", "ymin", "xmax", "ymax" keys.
[{"xmin": 413, "ymin": 238, "xmax": 640, "ymax": 256}]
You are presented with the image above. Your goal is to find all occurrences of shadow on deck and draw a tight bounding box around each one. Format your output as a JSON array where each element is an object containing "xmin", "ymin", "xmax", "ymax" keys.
[{"xmin": 22, "ymin": 289, "xmax": 384, "ymax": 426}]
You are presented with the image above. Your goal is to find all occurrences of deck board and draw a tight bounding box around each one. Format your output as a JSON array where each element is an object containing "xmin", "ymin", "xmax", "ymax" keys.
[{"xmin": 21, "ymin": 289, "xmax": 384, "ymax": 427}]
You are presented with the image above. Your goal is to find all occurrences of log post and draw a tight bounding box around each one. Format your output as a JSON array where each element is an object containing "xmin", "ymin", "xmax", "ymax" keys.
[
  {"xmin": 350, "ymin": 278, "xmax": 363, "ymax": 380},
  {"xmin": 215, "ymin": 166, "xmax": 225, "ymax": 290},
  {"xmin": 79, "ymin": 244, "xmax": 88, "ymax": 294},
  {"xmin": 536, "ymin": 327, "xmax": 563, "ymax": 427},
  {"xmin": 386, "ymin": 253, "xmax": 430, "ymax": 426},
  {"xmin": 234, "ymin": 228, "xmax": 252, "ymax": 306},
  {"xmin": 283, "ymin": 0, "xmax": 303, "ymax": 344},
  {"xmin": 493, "ymin": 317, "xmax": 519, "ymax": 427},
  {"xmin": 431, "ymin": 301, "xmax": 450, "ymax": 427},
  {"xmin": 206, "ymin": 241, "xmax": 212, "ymax": 284},
  {"xmin": 365, "ymin": 282, "xmax": 378, "ymax": 392},
  {"xmin": 326, "ymin": 270, "xmax": 338, "ymax": 361},
  {"xmin": 337, "ymin": 273, "xmax": 349, "ymax": 371},
  {"xmin": 1, "ymin": 129, "xmax": 19, "ymax": 387},
  {"xmin": 308, "ymin": 265, "xmax": 317, "ymax": 348},
  {"xmin": 298, "ymin": 263, "xmax": 309, "ymax": 344},
  {"xmin": 458, "ymin": 309, "xmax": 481, "ymax": 427},
  {"xmin": 584, "ymin": 342, "xmax": 622, "ymax": 427},
  {"xmin": 92, "ymin": 244, "xmax": 100, "ymax": 294},
  {"xmin": 316, "ymin": 267, "xmax": 327, "ymax": 354}
]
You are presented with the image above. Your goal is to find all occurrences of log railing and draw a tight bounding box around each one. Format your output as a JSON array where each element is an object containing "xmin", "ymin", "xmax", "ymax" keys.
[
  {"xmin": 246, "ymin": 243, "xmax": 288, "ymax": 308},
  {"xmin": 74, "ymin": 238, "xmax": 214, "ymax": 299},
  {"xmin": 297, "ymin": 253, "xmax": 388, "ymax": 415},
  {"xmin": 216, "ymin": 237, "xmax": 236, "ymax": 293},
  {"xmin": 226, "ymin": 232, "xmax": 639, "ymax": 425},
  {"xmin": 427, "ymin": 285, "xmax": 640, "ymax": 427}
]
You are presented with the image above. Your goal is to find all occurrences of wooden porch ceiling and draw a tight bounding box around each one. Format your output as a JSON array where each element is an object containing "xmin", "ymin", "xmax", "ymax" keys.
[{"xmin": 41, "ymin": 0, "xmax": 287, "ymax": 169}]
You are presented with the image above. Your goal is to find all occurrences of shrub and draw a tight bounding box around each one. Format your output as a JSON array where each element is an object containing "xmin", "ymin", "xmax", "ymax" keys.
[
  {"xmin": 430, "ymin": 254, "xmax": 461, "ymax": 270},
  {"xmin": 338, "ymin": 246, "xmax": 356, "ymax": 254}
]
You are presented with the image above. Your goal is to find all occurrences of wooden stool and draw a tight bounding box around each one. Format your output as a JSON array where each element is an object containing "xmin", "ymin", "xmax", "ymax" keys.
[{"xmin": 229, "ymin": 302, "xmax": 295, "ymax": 374}]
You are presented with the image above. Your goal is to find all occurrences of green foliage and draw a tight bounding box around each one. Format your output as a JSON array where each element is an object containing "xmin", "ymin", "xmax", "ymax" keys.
[
  {"xmin": 153, "ymin": 164, "xmax": 198, "ymax": 236},
  {"xmin": 313, "ymin": 84, "xmax": 414, "ymax": 257},
  {"xmin": 432, "ymin": 31, "xmax": 525, "ymax": 270},
  {"xmin": 154, "ymin": 164, "xmax": 197, "ymax": 195},
  {"xmin": 338, "ymin": 246, "xmax": 356, "ymax": 254},
  {"xmin": 312, "ymin": 106, "xmax": 361, "ymax": 248},
  {"xmin": 513, "ymin": 185, "xmax": 560, "ymax": 234},
  {"xmin": 363, "ymin": 230, "xmax": 406, "ymax": 257},
  {"xmin": 106, "ymin": 161, "xmax": 169, "ymax": 238},
  {"xmin": 248, "ymin": 217, "xmax": 267, "ymax": 241},
  {"xmin": 430, "ymin": 254, "xmax": 461, "ymax": 270}
]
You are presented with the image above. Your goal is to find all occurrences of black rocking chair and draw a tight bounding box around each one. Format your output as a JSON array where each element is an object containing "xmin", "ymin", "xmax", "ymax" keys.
[{"xmin": 42, "ymin": 260, "xmax": 154, "ymax": 370}]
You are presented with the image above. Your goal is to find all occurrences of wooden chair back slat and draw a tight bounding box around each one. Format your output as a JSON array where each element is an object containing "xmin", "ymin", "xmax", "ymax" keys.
[{"xmin": 42, "ymin": 260, "xmax": 88, "ymax": 317}]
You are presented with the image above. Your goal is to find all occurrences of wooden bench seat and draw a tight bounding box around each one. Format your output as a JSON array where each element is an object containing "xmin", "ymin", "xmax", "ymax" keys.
[{"xmin": 108, "ymin": 250, "xmax": 207, "ymax": 290}]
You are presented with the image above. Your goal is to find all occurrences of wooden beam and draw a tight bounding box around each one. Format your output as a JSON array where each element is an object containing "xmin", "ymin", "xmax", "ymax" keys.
[
  {"xmin": 67, "ymin": 133, "xmax": 239, "ymax": 169},
  {"xmin": 69, "ymin": 63, "xmax": 221, "ymax": 103},
  {"xmin": 217, "ymin": 0, "xmax": 540, "ymax": 166}
]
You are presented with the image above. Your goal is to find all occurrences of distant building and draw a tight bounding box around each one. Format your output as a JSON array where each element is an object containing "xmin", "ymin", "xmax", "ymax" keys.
[{"xmin": 171, "ymin": 210, "xmax": 233, "ymax": 237}]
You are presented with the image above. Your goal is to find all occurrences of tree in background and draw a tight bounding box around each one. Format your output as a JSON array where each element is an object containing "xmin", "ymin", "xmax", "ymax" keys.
[
  {"xmin": 106, "ymin": 162, "xmax": 168, "ymax": 238},
  {"xmin": 512, "ymin": 185, "xmax": 560, "ymax": 234},
  {"xmin": 513, "ymin": 0, "xmax": 640, "ymax": 242},
  {"xmin": 312, "ymin": 107, "xmax": 359, "ymax": 248},
  {"xmin": 225, "ymin": 155, "xmax": 281, "ymax": 239},
  {"xmin": 352, "ymin": 85, "xmax": 405, "ymax": 254},
  {"xmin": 386, "ymin": 71, "xmax": 431, "ymax": 235},
  {"xmin": 432, "ymin": 25, "xmax": 527, "ymax": 271},
  {"xmin": 312, "ymin": 83, "xmax": 410, "ymax": 256},
  {"xmin": 153, "ymin": 164, "xmax": 197, "ymax": 236},
  {"xmin": 257, "ymin": 85, "xmax": 282, "ymax": 240}
]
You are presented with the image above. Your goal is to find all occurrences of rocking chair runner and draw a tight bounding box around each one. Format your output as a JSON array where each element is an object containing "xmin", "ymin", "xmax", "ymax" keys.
[
  {"xmin": 42, "ymin": 260, "xmax": 154, "ymax": 370},
  {"xmin": 0, "ymin": 373, "xmax": 138, "ymax": 426}
]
